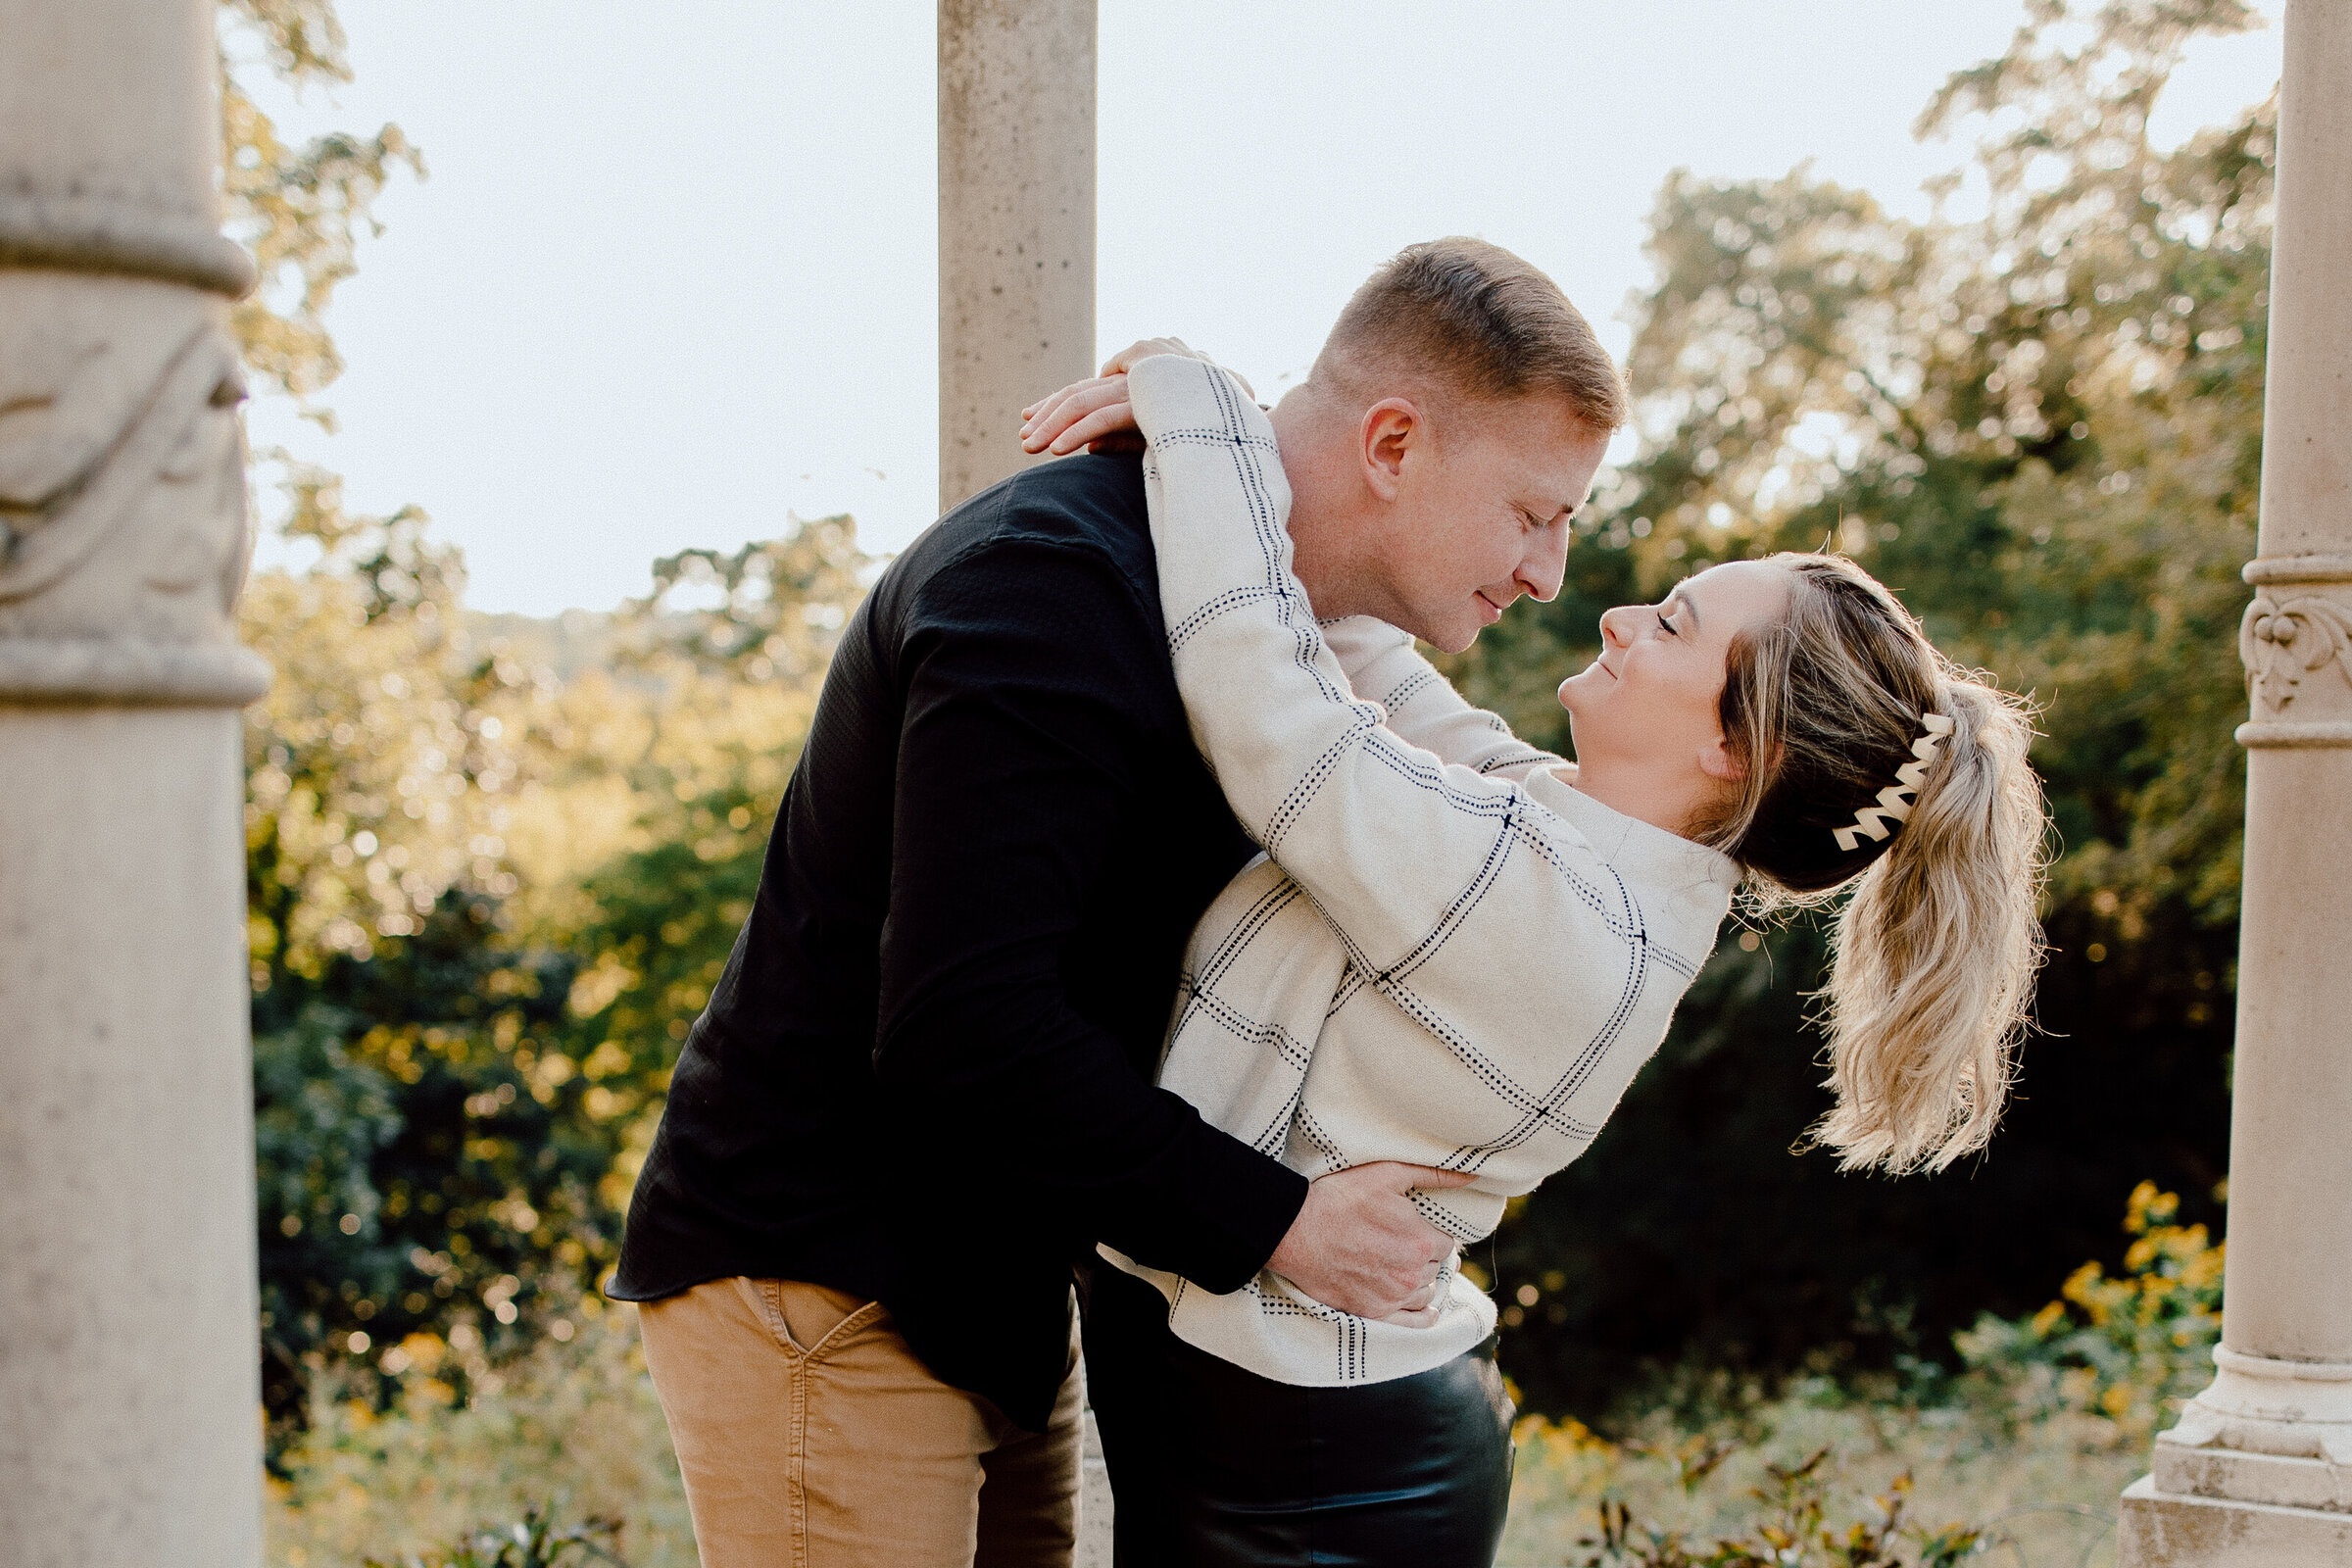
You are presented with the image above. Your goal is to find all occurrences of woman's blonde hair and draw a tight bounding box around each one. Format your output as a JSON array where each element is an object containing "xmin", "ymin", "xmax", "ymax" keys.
[{"xmin": 1697, "ymin": 553, "xmax": 2049, "ymax": 1175}]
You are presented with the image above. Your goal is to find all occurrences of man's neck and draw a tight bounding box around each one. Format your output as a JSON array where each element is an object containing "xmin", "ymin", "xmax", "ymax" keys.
[{"xmin": 1270, "ymin": 392, "xmax": 1384, "ymax": 623}]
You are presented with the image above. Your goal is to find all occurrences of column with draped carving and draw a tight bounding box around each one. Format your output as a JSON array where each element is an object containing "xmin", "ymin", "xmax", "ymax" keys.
[{"xmin": 0, "ymin": 0, "xmax": 269, "ymax": 1560}]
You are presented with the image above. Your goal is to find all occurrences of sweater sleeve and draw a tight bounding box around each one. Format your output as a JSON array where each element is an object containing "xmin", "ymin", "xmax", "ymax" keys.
[
  {"xmin": 1131, "ymin": 354, "xmax": 1584, "ymax": 969},
  {"xmin": 1322, "ymin": 616, "xmax": 1568, "ymax": 784}
]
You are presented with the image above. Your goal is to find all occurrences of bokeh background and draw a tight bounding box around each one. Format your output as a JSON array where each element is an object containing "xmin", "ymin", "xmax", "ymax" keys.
[{"xmin": 225, "ymin": 3, "xmax": 2276, "ymax": 1561}]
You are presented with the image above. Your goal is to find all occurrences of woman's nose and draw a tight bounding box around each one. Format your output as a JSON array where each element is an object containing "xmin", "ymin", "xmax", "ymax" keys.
[{"xmin": 1598, "ymin": 606, "xmax": 1634, "ymax": 648}]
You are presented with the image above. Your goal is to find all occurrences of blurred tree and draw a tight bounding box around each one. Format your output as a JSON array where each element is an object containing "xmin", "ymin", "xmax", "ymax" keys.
[
  {"xmin": 242, "ymin": 554, "xmax": 579, "ymax": 1437},
  {"xmin": 1457, "ymin": 0, "xmax": 2265, "ymax": 1418},
  {"xmin": 211, "ymin": 0, "xmax": 885, "ymax": 1442},
  {"xmin": 242, "ymin": 504, "xmax": 865, "ymax": 1441},
  {"xmin": 219, "ymin": 0, "xmax": 422, "ymax": 422},
  {"xmin": 622, "ymin": 516, "xmax": 874, "ymax": 683},
  {"xmin": 217, "ymin": 0, "xmax": 2278, "ymax": 1440}
]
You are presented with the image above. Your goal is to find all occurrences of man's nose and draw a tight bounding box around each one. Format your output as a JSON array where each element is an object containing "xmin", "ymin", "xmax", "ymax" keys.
[{"xmin": 1517, "ymin": 526, "xmax": 1569, "ymax": 604}]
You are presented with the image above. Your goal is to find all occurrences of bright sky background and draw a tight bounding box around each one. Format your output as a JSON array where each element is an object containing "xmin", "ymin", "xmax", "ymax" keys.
[{"xmin": 236, "ymin": 1, "xmax": 2286, "ymax": 617}]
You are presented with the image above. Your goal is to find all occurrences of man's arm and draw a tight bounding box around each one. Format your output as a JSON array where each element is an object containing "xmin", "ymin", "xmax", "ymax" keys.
[{"xmin": 871, "ymin": 535, "xmax": 1305, "ymax": 1290}]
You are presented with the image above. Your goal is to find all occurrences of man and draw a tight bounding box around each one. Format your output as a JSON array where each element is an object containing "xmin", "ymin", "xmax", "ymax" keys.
[{"xmin": 610, "ymin": 237, "xmax": 1624, "ymax": 1567}]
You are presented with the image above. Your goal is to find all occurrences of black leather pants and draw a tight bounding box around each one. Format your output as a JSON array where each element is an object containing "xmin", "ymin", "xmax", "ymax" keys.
[{"xmin": 1082, "ymin": 1263, "xmax": 1515, "ymax": 1567}]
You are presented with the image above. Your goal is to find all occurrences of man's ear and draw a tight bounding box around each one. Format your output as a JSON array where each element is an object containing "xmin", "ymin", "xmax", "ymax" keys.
[
  {"xmin": 1358, "ymin": 398, "xmax": 1422, "ymax": 502},
  {"xmin": 1697, "ymin": 732, "xmax": 1748, "ymax": 783}
]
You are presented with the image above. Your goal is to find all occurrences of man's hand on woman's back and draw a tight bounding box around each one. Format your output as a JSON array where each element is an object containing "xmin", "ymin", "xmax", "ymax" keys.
[{"xmin": 1267, "ymin": 1162, "xmax": 1475, "ymax": 1328}]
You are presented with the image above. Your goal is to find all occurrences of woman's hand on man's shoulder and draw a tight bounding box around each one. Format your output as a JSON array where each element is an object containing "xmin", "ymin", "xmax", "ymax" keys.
[{"xmin": 1019, "ymin": 337, "xmax": 1253, "ymax": 458}]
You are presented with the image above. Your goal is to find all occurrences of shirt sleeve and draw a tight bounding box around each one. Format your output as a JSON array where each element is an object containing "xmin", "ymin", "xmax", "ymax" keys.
[
  {"xmin": 1322, "ymin": 615, "xmax": 1568, "ymax": 784},
  {"xmin": 871, "ymin": 532, "xmax": 1307, "ymax": 1292}
]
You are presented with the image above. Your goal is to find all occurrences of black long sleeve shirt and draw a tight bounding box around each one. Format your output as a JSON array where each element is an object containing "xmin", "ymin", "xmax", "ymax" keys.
[{"xmin": 610, "ymin": 452, "xmax": 1309, "ymax": 1430}]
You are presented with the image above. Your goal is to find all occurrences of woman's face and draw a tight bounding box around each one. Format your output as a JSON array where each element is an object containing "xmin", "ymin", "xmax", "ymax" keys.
[{"xmin": 1556, "ymin": 559, "xmax": 1792, "ymax": 792}]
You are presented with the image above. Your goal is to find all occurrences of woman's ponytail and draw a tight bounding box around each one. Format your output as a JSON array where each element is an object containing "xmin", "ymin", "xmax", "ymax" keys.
[
  {"xmin": 1711, "ymin": 554, "xmax": 2052, "ymax": 1175},
  {"xmin": 1812, "ymin": 678, "xmax": 2047, "ymax": 1173}
]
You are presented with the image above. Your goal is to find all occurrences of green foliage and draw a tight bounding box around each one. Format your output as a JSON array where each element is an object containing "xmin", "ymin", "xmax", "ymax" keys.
[
  {"xmin": 224, "ymin": 0, "xmax": 2257, "ymax": 1472},
  {"xmin": 270, "ymin": 1317, "xmax": 692, "ymax": 1567},
  {"xmin": 1507, "ymin": 1186, "xmax": 2223, "ymax": 1563},
  {"xmin": 244, "ymin": 518, "xmax": 863, "ymax": 1444},
  {"xmin": 248, "ymin": 904, "xmax": 607, "ymax": 1443},
  {"xmin": 362, "ymin": 1505, "xmax": 626, "ymax": 1568},
  {"xmin": 243, "ymin": 573, "xmax": 527, "ymax": 986},
  {"xmin": 221, "ymin": 0, "xmax": 555, "ymax": 1438},
  {"xmin": 1472, "ymin": 0, "xmax": 2257, "ymax": 1414},
  {"xmin": 1956, "ymin": 1182, "xmax": 2225, "ymax": 1438},
  {"xmin": 1577, "ymin": 1454, "xmax": 1981, "ymax": 1568},
  {"xmin": 624, "ymin": 516, "xmax": 872, "ymax": 683},
  {"xmin": 1464, "ymin": 0, "xmax": 2271, "ymax": 940},
  {"xmin": 545, "ymin": 773, "xmax": 767, "ymax": 1184}
]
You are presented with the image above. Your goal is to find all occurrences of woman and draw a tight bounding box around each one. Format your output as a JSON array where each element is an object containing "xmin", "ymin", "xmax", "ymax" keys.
[{"xmin": 1021, "ymin": 350, "xmax": 2049, "ymax": 1566}]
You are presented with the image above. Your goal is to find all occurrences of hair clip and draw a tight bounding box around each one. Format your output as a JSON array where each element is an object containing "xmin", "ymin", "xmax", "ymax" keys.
[{"xmin": 1832, "ymin": 711, "xmax": 1956, "ymax": 853}]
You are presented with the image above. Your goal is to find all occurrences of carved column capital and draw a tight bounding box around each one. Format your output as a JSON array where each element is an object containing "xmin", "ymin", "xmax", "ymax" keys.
[
  {"xmin": 0, "ymin": 185, "xmax": 258, "ymax": 299},
  {"xmin": 1, "ymin": 31, "xmax": 269, "ymax": 711},
  {"xmin": 0, "ymin": 272, "xmax": 268, "ymax": 708},
  {"xmin": 2236, "ymin": 556, "xmax": 2352, "ymax": 749}
]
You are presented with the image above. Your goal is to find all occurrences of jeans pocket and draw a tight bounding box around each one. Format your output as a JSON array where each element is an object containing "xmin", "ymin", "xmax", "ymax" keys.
[{"xmin": 761, "ymin": 1278, "xmax": 888, "ymax": 1362}]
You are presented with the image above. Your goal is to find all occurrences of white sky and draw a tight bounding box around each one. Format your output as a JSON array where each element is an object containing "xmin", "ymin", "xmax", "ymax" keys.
[{"xmin": 236, "ymin": 1, "xmax": 2285, "ymax": 617}]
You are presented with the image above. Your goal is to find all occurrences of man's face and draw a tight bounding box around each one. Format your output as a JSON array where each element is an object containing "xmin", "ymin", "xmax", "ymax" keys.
[{"xmin": 1367, "ymin": 399, "xmax": 1610, "ymax": 654}]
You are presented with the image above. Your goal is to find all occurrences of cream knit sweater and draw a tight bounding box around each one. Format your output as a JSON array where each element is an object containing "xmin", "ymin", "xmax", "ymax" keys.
[{"xmin": 1102, "ymin": 357, "xmax": 1739, "ymax": 1386}]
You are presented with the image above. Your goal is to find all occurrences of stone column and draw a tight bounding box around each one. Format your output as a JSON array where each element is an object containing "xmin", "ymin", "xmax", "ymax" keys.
[
  {"xmin": 938, "ymin": 0, "xmax": 1097, "ymax": 511},
  {"xmin": 0, "ymin": 1, "xmax": 270, "ymax": 1563},
  {"xmin": 2120, "ymin": 1, "xmax": 2352, "ymax": 1560},
  {"xmin": 938, "ymin": 7, "xmax": 1109, "ymax": 1556}
]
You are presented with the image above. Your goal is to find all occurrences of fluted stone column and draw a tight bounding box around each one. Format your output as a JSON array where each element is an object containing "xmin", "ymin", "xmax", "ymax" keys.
[
  {"xmin": 2120, "ymin": 1, "xmax": 2352, "ymax": 1560},
  {"xmin": 0, "ymin": 1, "xmax": 270, "ymax": 1563},
  {"xmin": 938, "ymin": 0, "xmax": 1097, "ymax": 511}
]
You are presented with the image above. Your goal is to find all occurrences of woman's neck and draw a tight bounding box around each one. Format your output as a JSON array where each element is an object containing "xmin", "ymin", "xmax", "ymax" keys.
[{"xmin": 1561, "ymin": 758, "xmax": 1714, "ymax": 843}]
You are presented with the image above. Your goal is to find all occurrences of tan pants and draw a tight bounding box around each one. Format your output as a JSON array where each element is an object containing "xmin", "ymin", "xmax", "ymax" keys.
[{"xmin": 637, "ymin": 1277, "xmax": 1082, "ymax": 1568}]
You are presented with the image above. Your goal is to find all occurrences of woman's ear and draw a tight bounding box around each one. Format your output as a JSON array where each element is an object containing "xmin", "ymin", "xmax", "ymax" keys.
[{"xmin": 1697, "ymin": 732, "xmax": 1748, "ymax": 783}]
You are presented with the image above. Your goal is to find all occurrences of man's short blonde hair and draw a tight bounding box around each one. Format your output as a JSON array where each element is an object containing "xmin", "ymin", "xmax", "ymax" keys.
[{"xmin": 1315, "ymin": 237, "xmax": 1627, "ymax": 432}]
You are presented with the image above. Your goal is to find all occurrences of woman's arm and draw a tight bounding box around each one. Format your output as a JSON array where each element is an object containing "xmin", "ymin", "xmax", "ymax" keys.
[
  {"xmin": 1135, "ymin": 354, "xmax": 1735, "ymax": 1264},
  {"xmin": 1020, "ymin": 345, "xmax": 1568, "ymax": 787},
  {"xmin": 1128, "ymin": 354, "xmax": 1591, "ymax": 968},
  {"xmin": 1023, "ymin": 337, "xmax": 1252, "ymax": 457},
  {"xmin": 1322, "ymin": 616, "xmax": 1566, "ymax": 783}
]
